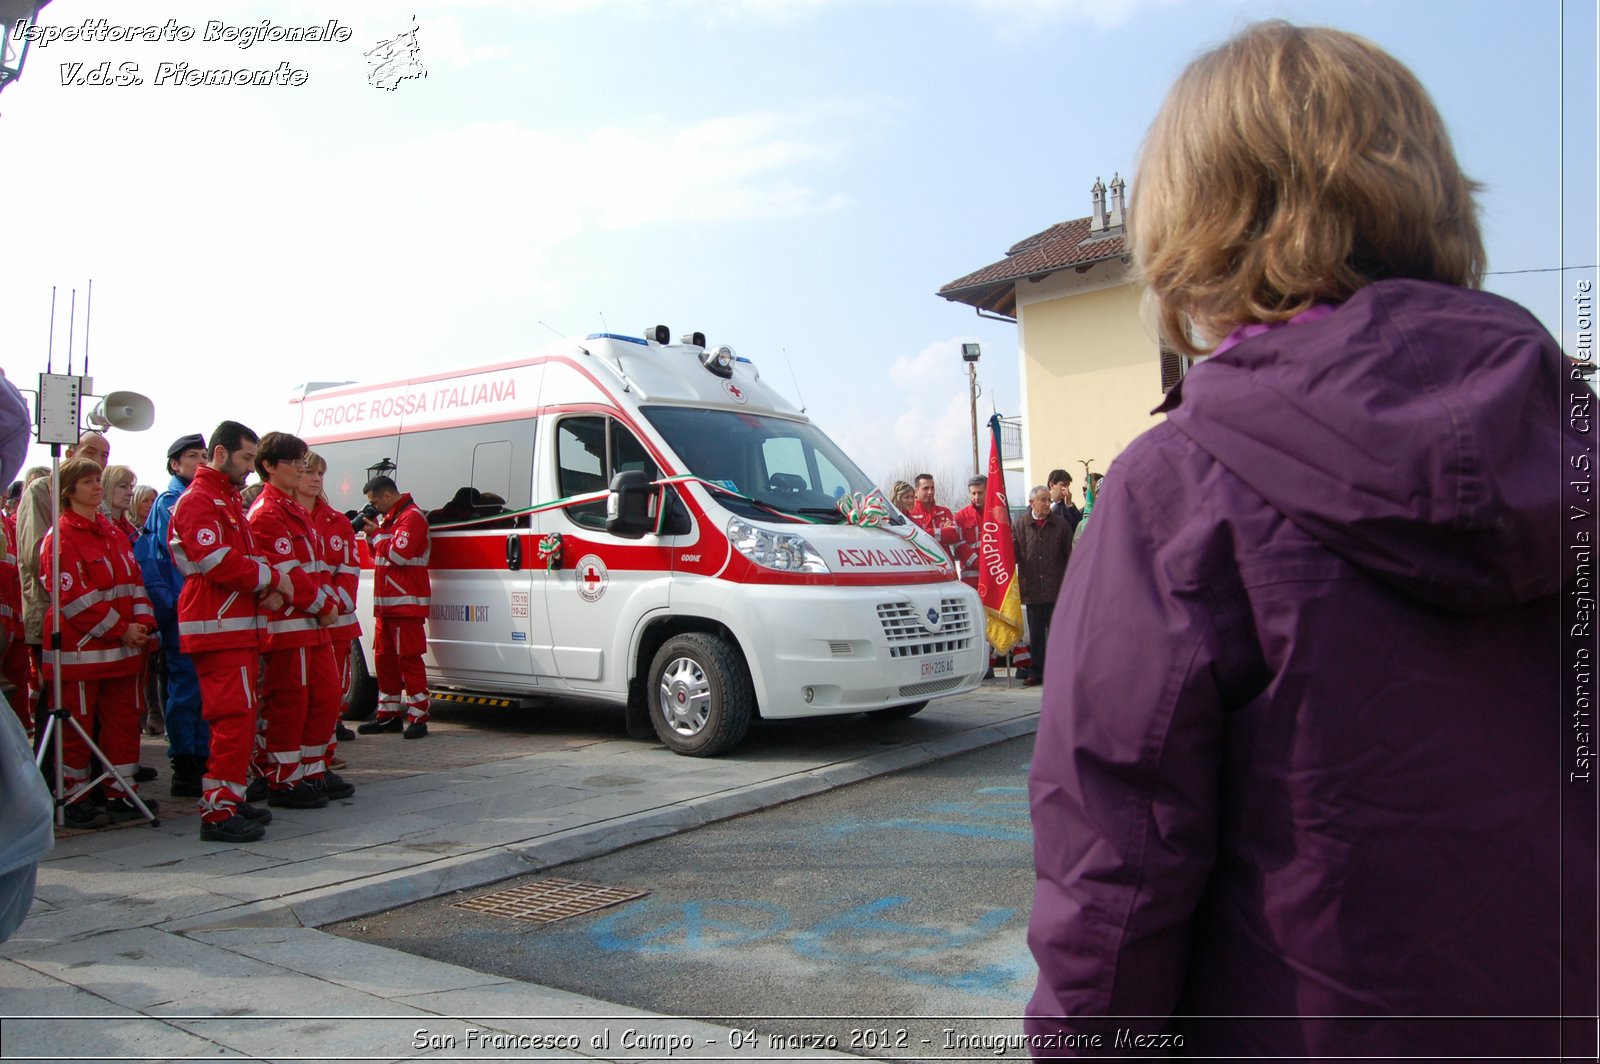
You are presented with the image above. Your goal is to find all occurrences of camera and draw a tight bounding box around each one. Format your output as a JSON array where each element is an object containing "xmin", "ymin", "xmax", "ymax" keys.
[{"xmin": 348, "ymin": 504, "xmax": 380, "ymax": 533}]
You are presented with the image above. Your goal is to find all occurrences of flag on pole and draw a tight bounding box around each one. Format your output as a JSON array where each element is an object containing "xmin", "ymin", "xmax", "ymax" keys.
[{"xmin": 976, "ymin": 414, "xmax": 1023, "ymax": 654}]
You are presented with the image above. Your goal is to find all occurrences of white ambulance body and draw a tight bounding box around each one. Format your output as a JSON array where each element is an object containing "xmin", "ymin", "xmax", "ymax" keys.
[{"xmin": 291, "ymin": 329, "xmax": 985, "ymax": 756}]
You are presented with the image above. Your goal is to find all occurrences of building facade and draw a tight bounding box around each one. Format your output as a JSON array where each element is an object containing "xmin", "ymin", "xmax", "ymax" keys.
[{"xmin": 939, "ymin": 176, "xmax": 1189, "ymax": 493}]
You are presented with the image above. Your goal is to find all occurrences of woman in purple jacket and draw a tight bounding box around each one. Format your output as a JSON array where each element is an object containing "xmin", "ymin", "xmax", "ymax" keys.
[{"xmin": 1026, "ymin": 21, "xmax": 1595, "ymax": 1060}]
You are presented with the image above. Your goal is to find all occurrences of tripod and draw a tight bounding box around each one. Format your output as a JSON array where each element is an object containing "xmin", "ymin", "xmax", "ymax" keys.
[{"xmin": 31, "ymin": 442, "xmax": 159, "ymax": 828}]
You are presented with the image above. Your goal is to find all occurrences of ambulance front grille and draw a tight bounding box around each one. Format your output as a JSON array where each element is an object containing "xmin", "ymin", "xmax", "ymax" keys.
[
  {"xmin": 876, "ymin": 598, "xmax": 974, "ymax": 659},
  {"xmin": 898, "ymin": 677, "xmax": 965, "ymax": 698}
]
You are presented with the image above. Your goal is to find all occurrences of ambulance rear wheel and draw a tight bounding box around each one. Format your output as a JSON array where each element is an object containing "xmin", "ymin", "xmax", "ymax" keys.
[
  {"xmin": 343, "ymin": 642, "xmax": 378, "ymax": 721},
  {"xmin": 648, "ymin": 633, "xmax": 753, "ymax": 757},
  {"xmin": 868, "ymin": 700, "xmax": 928, "ymax": 720}
]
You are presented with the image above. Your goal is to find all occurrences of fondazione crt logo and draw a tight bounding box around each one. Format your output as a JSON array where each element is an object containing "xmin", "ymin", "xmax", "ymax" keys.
[{"xmin": 11, "ymin": 16, "xmax": 428, "ymax": 90}]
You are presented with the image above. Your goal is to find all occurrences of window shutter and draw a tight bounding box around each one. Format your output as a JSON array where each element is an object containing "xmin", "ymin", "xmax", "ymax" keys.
[{"xmin": 1159, "ymin": 342, "xmax": 1185, "ymax": 393}]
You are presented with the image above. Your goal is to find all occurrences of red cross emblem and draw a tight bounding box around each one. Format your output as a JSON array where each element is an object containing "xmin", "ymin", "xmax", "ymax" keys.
[{"xmin": 576, "ymin": 554, "xmax": 608, "ymax": 602}]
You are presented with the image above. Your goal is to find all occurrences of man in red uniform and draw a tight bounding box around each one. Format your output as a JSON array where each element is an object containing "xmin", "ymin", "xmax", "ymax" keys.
[
  {"xmin": 952, "ymin": 474, "xmax": 987, "ymax": 581},
  {"xmin": 906, "ymin": 472, "xmax": 959, "ymax": 549},
  {"xmin": 356, "ymin": 476, "xmax": 431, "ymax": 739},
  {"xmin": 170, "ymin": 421, "xmax": 288, "ymax": 843},
  {"xmin": 247, "ymin": 432, "xmax": 348, "ymax": 807}
]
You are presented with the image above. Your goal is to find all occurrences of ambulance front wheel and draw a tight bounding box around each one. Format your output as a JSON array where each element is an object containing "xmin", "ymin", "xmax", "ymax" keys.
[{"xmin": 648, "ymin": 633, "xmax": 754, "ymax": 757}]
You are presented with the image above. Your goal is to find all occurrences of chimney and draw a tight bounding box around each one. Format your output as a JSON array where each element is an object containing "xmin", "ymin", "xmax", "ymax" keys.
[
  {"xmin": 1090, "ymin": 176, "xmax": 1108, "ymax": 233},
  {"xmin": 1108, "ymin": 172, "xmax": 1126, "ymax": 229}
]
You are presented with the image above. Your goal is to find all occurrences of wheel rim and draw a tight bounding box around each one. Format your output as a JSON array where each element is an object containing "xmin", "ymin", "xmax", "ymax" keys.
[{"xmin": 658, "ymin": 655, "xmax": 712, "ymax": 737}]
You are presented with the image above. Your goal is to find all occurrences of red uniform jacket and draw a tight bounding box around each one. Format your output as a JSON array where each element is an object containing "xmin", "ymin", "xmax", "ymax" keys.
[
  {"xmin": 170, "ymin": 465, "xmax": 274, "ymax": 654},
  {"xmin": 310, "ymin": 498, "xmax": 361, "ymax": 642},
  {"xmin": 41, "ymin": 510, "xmax": 154, "ymax": 679},
  {"xmin": 370, "ymin": 494, "xmax": 430, "ymax": 619},
  {"xmin": 907, "ymin": 500, "xmax": 960, "ymax": 552},
  {"xmin": 0, "ymin": 516, "xmax": 23, "ymax": 643},
  {"xmin": 248, "ymin": 484, "xmax": 336, "ymax": 650}
]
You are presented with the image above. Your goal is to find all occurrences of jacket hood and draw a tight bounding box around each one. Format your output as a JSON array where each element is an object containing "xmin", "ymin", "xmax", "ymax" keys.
[{"xmin": 1160, "ymin": 279, "xmax": 1578, "ymax": 612}]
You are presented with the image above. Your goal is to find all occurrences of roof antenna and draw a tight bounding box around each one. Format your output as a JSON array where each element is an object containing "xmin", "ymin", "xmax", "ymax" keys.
[
  {"xmin": 781, "ymin": 347, "xmax": 806, "ymax": 414},
  {"xmin": 598, "ymin": 310, "xmax": 609, "ymax": 334},
  {"xmin": 45, "ymin": 287, "xmax": 56, "ymax": 373},
  {"xmin": 65, "ymin": 288, "xmax": 76, "ymax": 375},
  {"xmin": 537, "ymin": 320, "xmax": 566, "ymax": 338},
  {"xmin": 83, "ymin": 278, "xmax": 93, "ymax": 377}
]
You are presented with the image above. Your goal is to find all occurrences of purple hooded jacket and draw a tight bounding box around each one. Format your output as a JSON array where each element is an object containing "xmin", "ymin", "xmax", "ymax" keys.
[{"xmin": 1026, "ymin": 279, "xmax": 1596, "ymax": 1059}]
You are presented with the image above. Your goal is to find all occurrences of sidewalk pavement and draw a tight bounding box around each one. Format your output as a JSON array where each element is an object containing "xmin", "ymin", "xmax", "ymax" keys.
[{"xmin": 0, "ymin": 681, "xmax": 1040, "ymax": 1062}]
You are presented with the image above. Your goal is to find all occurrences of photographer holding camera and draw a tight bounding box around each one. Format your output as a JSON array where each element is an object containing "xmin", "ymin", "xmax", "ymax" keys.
[{"xmin": 355, "ymin": 476, "xmax": 431, "ymax": 740}]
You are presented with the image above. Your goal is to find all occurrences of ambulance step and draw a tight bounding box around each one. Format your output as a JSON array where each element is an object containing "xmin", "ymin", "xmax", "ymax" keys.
[{"xmin": 429, "ymin": 690, "xmax": 540, "ymax": 710}]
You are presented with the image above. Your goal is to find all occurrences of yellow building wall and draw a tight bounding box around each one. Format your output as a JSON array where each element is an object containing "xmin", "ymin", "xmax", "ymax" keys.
[{"xmin": 1018, "ymin": 281, "xmax": 1163, "ymax": 491}]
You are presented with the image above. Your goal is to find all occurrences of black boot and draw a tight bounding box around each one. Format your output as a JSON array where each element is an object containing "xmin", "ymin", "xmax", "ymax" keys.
[{"xmin": 170, "ymin": 754, "xmax": 204, "ymax": 798}]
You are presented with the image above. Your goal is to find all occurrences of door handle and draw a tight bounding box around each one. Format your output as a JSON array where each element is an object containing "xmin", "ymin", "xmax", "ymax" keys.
[{"xmin": 506, "ymin": 534, "xmax": 522, "ymax": 571}]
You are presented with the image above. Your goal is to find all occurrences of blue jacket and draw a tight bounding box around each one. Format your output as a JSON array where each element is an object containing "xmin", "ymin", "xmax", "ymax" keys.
[{"xmin": 134, "ymin": 473, "xmax": 190, "ymax": 628}]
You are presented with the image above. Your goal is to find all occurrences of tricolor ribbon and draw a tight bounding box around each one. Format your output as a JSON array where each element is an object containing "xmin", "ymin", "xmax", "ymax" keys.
[
  {"xmin": 536, "ymin": 532, "xmax": 564, "ymax": 570},
  {"xmin": 836, "ymin": 491, "xmax": 892, "ymax": 528}
]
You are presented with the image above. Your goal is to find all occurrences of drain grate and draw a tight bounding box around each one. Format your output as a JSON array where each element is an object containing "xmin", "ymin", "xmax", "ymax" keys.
[{"xmin": 452, "ymin": 879, "xmax": 648, "ymax": 923}]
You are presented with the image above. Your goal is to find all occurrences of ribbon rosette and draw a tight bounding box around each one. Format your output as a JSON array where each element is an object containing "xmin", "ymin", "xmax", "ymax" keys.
[
  {"xmin": 536, "ymin": 532, "xmax": 564, "ymax": 570},
  {"xmin": 836, "ymin": 491, "xmax": 891, "ymax": 528}
]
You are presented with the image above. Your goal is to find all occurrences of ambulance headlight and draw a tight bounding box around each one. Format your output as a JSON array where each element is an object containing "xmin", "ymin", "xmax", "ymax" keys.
[
  {"xmin": 727, "ymin": 517, "xmax": 829, "ymax": 573},
  {"xmin": 702, "ymin": 345, "xmax": 736, "ymax": 379}
]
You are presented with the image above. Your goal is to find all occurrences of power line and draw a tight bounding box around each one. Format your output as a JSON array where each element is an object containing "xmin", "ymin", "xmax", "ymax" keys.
[{"xmin": 1485, "ymin": 264, "xmax": 1598, "ymax": 276}]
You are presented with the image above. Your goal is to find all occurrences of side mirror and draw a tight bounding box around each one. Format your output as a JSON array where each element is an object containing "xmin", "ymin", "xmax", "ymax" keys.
[{"xmin": 607, "ymin": 469, "xmax": 653, "ymax": 538}]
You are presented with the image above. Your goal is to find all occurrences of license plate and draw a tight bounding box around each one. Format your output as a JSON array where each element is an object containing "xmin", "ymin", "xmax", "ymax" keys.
[{"xmin": 921, "ymin": 655, "xmax": 954, "ymax": 678}]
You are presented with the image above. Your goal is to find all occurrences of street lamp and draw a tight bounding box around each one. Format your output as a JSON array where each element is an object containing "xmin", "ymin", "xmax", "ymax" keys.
[
  {"xmin": 961, "ymin": 343, "xmax": 981, "ymax": 478},
  {"xmin": 366, "ymin": 457, "xmax": 397, "ymax": 484}
]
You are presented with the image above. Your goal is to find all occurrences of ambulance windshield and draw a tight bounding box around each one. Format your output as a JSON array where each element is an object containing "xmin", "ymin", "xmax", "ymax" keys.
[{"xmin": 641, "ymin": 406, "xmax": 886, "ymax": 524}]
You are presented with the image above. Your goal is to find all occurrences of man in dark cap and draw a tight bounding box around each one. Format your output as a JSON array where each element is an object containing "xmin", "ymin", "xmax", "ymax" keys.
[{"xmin": 134, "ymin": 433, "xmax": 209, "ymax": 797}]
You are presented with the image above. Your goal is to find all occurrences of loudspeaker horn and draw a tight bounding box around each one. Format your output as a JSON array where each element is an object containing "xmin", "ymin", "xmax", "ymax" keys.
[{"xmin": 87, "ymin": 390, "xmax": 155, "ymax": 432}]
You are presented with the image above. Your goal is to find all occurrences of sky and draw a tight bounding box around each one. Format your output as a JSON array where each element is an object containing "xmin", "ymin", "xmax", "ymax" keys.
[{"xmin": 1, "ymin": 0, "xmax": 1595, "ymax": 505}]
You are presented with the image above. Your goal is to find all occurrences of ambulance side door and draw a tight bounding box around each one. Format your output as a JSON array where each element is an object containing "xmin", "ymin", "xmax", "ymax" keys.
[
  {"xmin": 395, "ymin": 419, "xmax": 556, "ymax": 689},
  {"xmin": 541, "ymin": 414, "xmax": 675, "ymax": 691}
]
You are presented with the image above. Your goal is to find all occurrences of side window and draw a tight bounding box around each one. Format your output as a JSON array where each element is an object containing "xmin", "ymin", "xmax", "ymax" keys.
[
  {"xmin": 555, "ymin": 416, "xmax": 659, "ymax": 531},
  {"xmin": 611, "ymin": 420, "xmax": 658, "ymax": 480},
  {"xmin": 557, "ymin": 416, "xmax": 607, "ymax": 530}
]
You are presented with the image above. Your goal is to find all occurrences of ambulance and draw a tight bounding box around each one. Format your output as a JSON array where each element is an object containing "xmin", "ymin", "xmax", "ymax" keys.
[{"xmin": 290, "ymin": 327, "xmax": 985, "ymax": 756}]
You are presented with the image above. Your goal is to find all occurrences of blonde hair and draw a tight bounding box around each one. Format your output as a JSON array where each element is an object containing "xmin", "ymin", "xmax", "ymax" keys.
[
  {"xmin": 303, "ymin": 450, "xmax": 328, "ymax": 475},
  {"xmin": 100, "ymin": 465, "xmax": 138, "ymax": 516},
  {"xmin": 1132, "ymin": 21, "xmax": 1484, "ymax": 355},
  {"xmin": 890, "ymin": 480, "xmax": 914, "ymax": 507},
  {"xmin": 131, "ymin": 483, "xmax": 157, "ymax": 522}
]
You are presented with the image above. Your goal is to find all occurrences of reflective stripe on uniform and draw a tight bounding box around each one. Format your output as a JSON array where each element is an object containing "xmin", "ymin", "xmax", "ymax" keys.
[
  {"xmin": 179, "ymin": 615, "xmax": 264, "ymax": 637},
  {"xmin": 266, "ymin": 616, "xmax": 320, "ymax": 635},
  {"xmin": 379, "ymin": 551, "xmax": 431, "ymax": 567},
  {"xmin": 375, "ymin": 595, "xmax": 428, "ymax": 608},
  {"xmin": 85, "ymin": 608, "xmax": 122, "ymax": 640},
  {"xmin": 194, "ymin": 545, "xmax": 233, "ymax": 574},
  {"xmin": 58, "ymin": 645, "xmax": 142, "ymax": 666},
  {"xmin": 61, "ymin": 588, "xmax": 107, "ymax": 617}
]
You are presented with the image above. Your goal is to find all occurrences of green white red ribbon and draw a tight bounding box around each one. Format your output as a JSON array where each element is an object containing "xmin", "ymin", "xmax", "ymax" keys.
[
  {"xmin": 836, "ymin": 490, "xmax": 891, "ymax": 528},
  {"xmin": 537, "ymin": 532, "xmax": 564, "ymax": 570}
]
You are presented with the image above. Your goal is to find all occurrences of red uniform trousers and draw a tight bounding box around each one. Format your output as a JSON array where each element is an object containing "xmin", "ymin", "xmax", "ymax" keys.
[
  {"xmin": 374, "ymin": 617, "xmax": 428, "ymax": 724},
  {"xmin": 3, "ymin": 640, "xmax": 32, "ymax": 738},
  {"xmin": 55, "ymin": 674, "xmax": 142, "ymax": 801},
  {"xmin": 195, "ymin": 648, "xmax": 261, "ymax": 824},
  {"xmin": 328, "ymin": 638, "xmax": 352, "ymax": 761},
  {"xmin": 258, "ymin": 644, "xmax": 341, "ymax": 789}
]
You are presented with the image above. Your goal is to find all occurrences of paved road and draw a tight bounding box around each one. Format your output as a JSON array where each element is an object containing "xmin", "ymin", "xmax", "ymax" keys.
[{"xmin": 330, "ymin": 735, "xmax": 1041, "ymax": 1058}]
